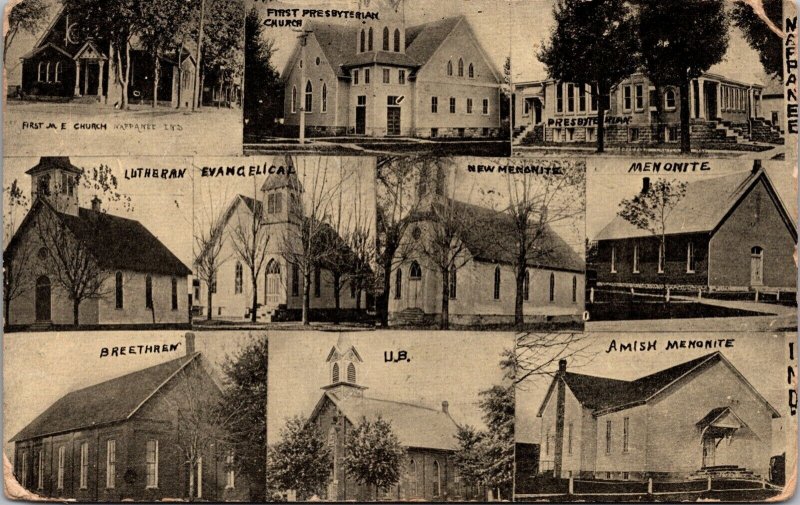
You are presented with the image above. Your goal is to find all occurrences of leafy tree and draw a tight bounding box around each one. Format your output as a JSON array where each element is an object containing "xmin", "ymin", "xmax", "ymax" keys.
[
  {"xmin": 639, "ymin": 0, "xmax": 728, "ymax": 153},
  {"xmin": 243, "ymin": 7, "xmax": 283, "ymax": 134},
  {"xmin": 202, "ymin": 0, "xmax": 245, "ymax": 107},
  {"xmin": 218, "ymin": 334, "xmax": 268, "ymax": 500},
  {"xmin": 731, "ymin": 0, "xmax": 783, "ymax": 79},
  {"xmin": 268, "ymin": 416, "xmax": 332, "ymax": 500},
  {"xmin": 5, "ymin": 0, "xmax": 49, "ymax": 65},
  {"xmin": 343, "ymin": 416, "xmax": 405, "ymax": 499},
  {"xmin": 539, "ymin": 0, "xmax": 640, "ymax": 153}
]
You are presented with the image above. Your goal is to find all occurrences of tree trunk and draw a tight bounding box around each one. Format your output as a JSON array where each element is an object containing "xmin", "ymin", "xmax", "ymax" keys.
[
  {"xmin": 192, "ymin": 0, "xmax": 206, "ymax": 112},
  {"xmin": 122, "ymin": 40, "xmax": 132, "ymax": 110},
  {"xmin": 251, "ymin": 275, "xmax": 258, "ymax": 322},
  {"xmin": 302, "ymin": 273, "xmax": 311, "ymax": 325},
  {"xmin": 679, "ymin": 78, "xmax": 692, "ymax": 153},
  {"xmin": 333, "ymin": 273, "xmax": 341, "ymax": 325},
  {"xmin": 514, "ymin": 264, "xmax": 525, "ymax": 327},
  {"xmin": 596, "ymin": 84, "xmax": 606, "ymax": 153},
  {"xmin": 356, "ymin": 289, "xmax": 362, "ymax": 310},
  {"xmin": 380, "ymin": 255, "xmax": 393, "ymax": 327},
  {"xmin": 653, "ymin": 82, "xmax": 664, "ymax": 144},
  {"xmin": 440, "ymin": 268, "xmax": 449, "ymax": 330},
  {"xmin": 206, "ymin": 284, "xmax": 213, "ymax": 320},
  {"xmin": 176, "ymin": 41, "xmax": 185, "ymax": 109},
  {"xmin": 72, "ymin": 299, "xmax": 80, "ymax": 326},
  {"xmin": 153, "ymin": 54, "xmax": 159, "ymax": 107}
]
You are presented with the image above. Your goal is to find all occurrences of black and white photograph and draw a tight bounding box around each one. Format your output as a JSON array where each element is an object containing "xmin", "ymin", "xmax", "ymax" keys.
[
  {"xmin": 4, "ymin": 0, "xmax": 245, "ymax": 156},
  {"xmin": 242, "ymin": 0, "xmax": 512, "ymax": 156},
  {"xmin": 4, "ymin": 331, "xmax": 268, "ymax": 501},
  {"xmin": 585, "ymin": 158, "xmax": 797, "ymax": 332},
  {"xmin": 376, "ymin": 156, "xmax": 585, "ymax": 331},
  {"xmin": 3, "ymin": 156, "xmax": 193, "ymax": 332},
  {"xmin": 192, "ymin": 155, "xmax": 376, "ymax": 329},
  {"xmin": 514, "ymin": 332, "xmax": 794, "ymax": 502},
  {"xmin": 266, "ymin": 331, "xmax": 514, "ymax": 501},
  {"xmin": 510, "ymin": 0, "xmax": 787, "ymax": 157}
]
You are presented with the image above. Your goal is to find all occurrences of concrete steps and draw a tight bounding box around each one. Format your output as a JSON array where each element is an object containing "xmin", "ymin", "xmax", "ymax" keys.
[
  {"xmin": 690, "ymin": 465, "xmax": 756, "ymax": 480},
  {"xmin": 392, "ymin": 308, "xmax": 427, "ymax": 326}
]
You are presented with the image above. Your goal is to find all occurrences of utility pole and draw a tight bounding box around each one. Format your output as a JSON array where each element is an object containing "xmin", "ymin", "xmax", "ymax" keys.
[
  {"xmin": 293, "ymin": 29, "xmax": 312, "ymax": 144},
  {"xmin": 192, "ymin": 0, "xmax": 206, "ymax": 112}
]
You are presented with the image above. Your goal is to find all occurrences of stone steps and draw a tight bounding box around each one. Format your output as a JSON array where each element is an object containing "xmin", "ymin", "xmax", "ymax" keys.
[{"xmin": 392, "ymin": 308, "xmax": 427, "ymax": 326}]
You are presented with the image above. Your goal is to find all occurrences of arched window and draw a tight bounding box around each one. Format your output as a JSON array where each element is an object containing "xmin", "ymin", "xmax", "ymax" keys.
[
  {"xmin": 368, "ymin": 28, "xmax": 373, "ymax": 51},
  {"xmin": 493, "ymin": 266, "xmax": 501, "ymax": 300},
  {"xmin": 360, "ymin": 29, "xmax": 366, "ymax": 52},
  {"xmin": 46, "ymin": 62, "xmax": 52, "ymax": 82},
  {"xmin": 235, "ymin": 262, "xmax": 243, "ymax": 294},
  {"xmin": 35, "ymin": 275, "xmax": 51, "ymax": 321},
  {"xmin": 409, "ymin": 459, "xmax": 417, "ymax": 497},
  {"xmin": 394, "ymin": 28, "xmax": 401, "ymax": 52},
  {"xmin": 395, "ymin": 269, "xmax": 402, "ymax": 298},
  {"xmin": 410, "ymin": 261, "xmax": 422, "ymax": 280},
  {"xmin": 291, "ymin": 86, "xmax": 297, "ymax": 113},
  {"xmin": 115, "ymin": 272, "xmax": 124, "ymax": 309},
  {"xmin": 347, "ymin": 362, "xmax": 356, "ymax": 383},
  {"xmin": 171, "ymin": 276, "xmax": 178, "ymax": 310},
  {"xmin": 523, "ymin": 270, "xmax": 530, "ymax": 301},
  {"xmin": 145, "ymin": 275, "xmax": 153, "ymax": 309},
  {"xmin": 332, "ymin": 363, "xmax": 340, "ymax": 383},
  {"xmin": 751, "ymin": 246, "xmax": 764, "ymax": 285},
  {"xmin": 37, "ymin": 62, "xmax": 44, "ymax": 82},
  {"xmin": 304, "ymin": 80, "xmax": 313, "ymax": 112},
  {"xmin": 664, "ymin": 88, "xmax": 676, "ymax": 110},
  {"xmin": 432, "ymin": 460, "xmax": 441, "ymax": 497},
  {"xmin": 321, "ymin": 82, "xmax": 327, "ymax": 112},
  {"xmin": 458, "ymin": 58, "xmax": 464, "ymax": 77},
  {"xmin": 449, "ymin": 268, "xmax": 457, "ymax": 299},
  {"xmin": 446, "ymin": 60, "xmax": 453, "ymax": 76},
  {"xmin": 572, "ymin": 276, "xmax": 577, "ymax": 303},
  {"xmin": 468, "ymin": 63, "xmax": 474, "ymax": 78},
  {"xmin": 54, "ymin": 62, "xmax": 62, "ymax": 83},
  {"xmin": 314, "ymin": 265, "xmax": 321, "ymax": 297},
  {"xmin": 291, "ymin": 263, "xmax": 299, "ymax": 296},
  {"xmin": 549, "ymin": 273, "xmax": 555, "ymax": 302},
  {"xmin": 383, "ymin": 27, "xmax": 390, "ymax": 51}
]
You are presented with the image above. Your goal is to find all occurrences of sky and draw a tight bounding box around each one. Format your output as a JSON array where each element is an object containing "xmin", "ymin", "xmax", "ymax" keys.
[
  {"xmin": 3, "ymin": 156, "xmax": 194, "ymax": 268},
  {"xmin": 515, "ymin": 331, "xmax": 792, "ymax": 461},
  {"xmin": 510, "ymin": 0, "xmax": 776, "ymax": 85},
  {"xmin": 585, "ymin": 159, "xmax": 797, "ymax": 240},
  {"xmin": 252, "ymin": 0, "xmax": 511, "ymax": 76},
  {"xmin": 267, "ymin": 331, "xmax": 513, "ymax": 444},
  {"xmin": 3, "ymin": 330, "xmax": 265, "ymax": 457}
]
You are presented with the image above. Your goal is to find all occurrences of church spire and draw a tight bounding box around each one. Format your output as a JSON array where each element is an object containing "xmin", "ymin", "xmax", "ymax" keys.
[
  {"xmin": 323, "ymin": 334, "xmax": 367, "ymax": 398},
  {"xmin": 26, "ymin": 157, "xmax": 82, "ymax": 216}
]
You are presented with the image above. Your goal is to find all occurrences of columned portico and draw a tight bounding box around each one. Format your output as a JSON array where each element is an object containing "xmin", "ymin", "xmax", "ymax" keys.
[{"xmin": 696, "ymin": 77, "xmax": 706, "ymax": 119}]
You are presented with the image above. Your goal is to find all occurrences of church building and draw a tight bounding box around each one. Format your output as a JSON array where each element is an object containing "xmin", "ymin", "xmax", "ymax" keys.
[
  {"xmin": 281, "ymin": 1, "xmax": 503, "ymax": 138},
  {"xmin": 535, "ymin": 352, "xmax": 780, "ymax": 481},
  {"xmin": 304, "ymin": 335, "xmax": 479, "ymax": 501},
  {"xmin": 3, "ymin": 157, "xmax": 191, "ymax": 330}
]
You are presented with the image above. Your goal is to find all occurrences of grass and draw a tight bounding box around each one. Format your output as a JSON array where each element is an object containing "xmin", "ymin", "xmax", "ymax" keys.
[{"xmin": 245, "ymin": 139, "xmax": 510, "ymax": 156}]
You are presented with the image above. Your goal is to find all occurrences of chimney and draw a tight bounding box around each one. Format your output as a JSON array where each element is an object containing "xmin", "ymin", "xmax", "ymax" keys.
[
  {"xmin": 91, "ymin": 196, "xmax": 102, "ymax": 212},
  {"xmin": 752, "ymin": 160, "xmax": 762, "ymax": 174},
  {"xmin": 185, "ymin": 332, "xmax": 195, "ymax": 355},
  {"xmin": 559, "ymin": 359, "xmax": 567, "ymax": 373},
  {"xmin": 641, "ymin": 177, "xmax": 651, "ymax": 194},
  {"xmin": 441, "ymin": 401, "xmax": 449, "ymax": 414}
]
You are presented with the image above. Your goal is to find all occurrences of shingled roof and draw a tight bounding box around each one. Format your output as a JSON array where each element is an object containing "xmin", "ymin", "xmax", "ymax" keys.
[
  {"xmin": 537, "ymin": 352, "xmax": 781, "ymax": 418},
  {"xmin": 320, "ymin": 392, "xmax": 460, "ymax": 451},
  {"xmin": 11, "ymin": 354, "xmax": 200, "ymax": 442}
]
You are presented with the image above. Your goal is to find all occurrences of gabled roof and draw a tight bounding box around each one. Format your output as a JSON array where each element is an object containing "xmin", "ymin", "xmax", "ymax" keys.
[
  {"xmin": 19, "ymin": 42, "xmax": 73, "ymax": 60},
  {"xmin": 537, "ymin": 352, "xmax": 781, "ymax": 419},
  {"xmin": 404, "ymin": 17, "xmax": 462, "ymax": 65},
  {"xmin": 25, "ymin": 156, "xmax": 82, "ymax": 176},
  {"xmin": 594, "ymin": 169, "xmax": 797, "ymax": 242},
  {"xmin": 11, "ymin": 353, "xmax": 201, "ymax": 442},
  {"xmin": 313, "ymin": 392, "xmax": 460, "ymax": 451}
]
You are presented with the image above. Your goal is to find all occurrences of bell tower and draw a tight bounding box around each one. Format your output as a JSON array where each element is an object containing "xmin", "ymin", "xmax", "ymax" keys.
[
  {"xmin": 260, "ymin": 156, "xmax": 303, "ymax": 225},
  {"xmin": 354, "ymin": 0, "xmax": 406, "ymax": 54},
  {"xmin": 322, "ymin": 334, "xmax": 367, "ymax": 399},
  {"xmin": 26, "ymin": 157, "xmax": 82, "ymax": 216},
  {"xmin": 415, "ymin": 161, "xmax": 448, "ymax": 209}
]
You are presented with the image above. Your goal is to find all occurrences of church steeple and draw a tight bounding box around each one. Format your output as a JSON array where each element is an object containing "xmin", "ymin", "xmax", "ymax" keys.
[
  {"xmin": 260, "ymin": 156, "xmax": 303, "ymax": 224},
  {"xmin": 26, "ymin": 157, "xmax": 82, "ymax": 216},
  {"xmin": 354, "ymin": 0, "xmax": 406, "ymax": 55},
  {"xmin": 323, "ymin": 334, "xmax": 366, "ymax": 399}
]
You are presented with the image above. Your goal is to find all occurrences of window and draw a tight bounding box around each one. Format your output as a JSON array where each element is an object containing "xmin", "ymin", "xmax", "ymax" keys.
[
  {"xmin": 80, "ymin": 442, "xmax": 89, "ymax": 489},
  {"xmin": 383, "ymin": 68, "xmax": 390, "ymax": 84},
  {"xmin": 579, "ymin": 85, "xmax": 586, "ymax": 112},
  {"xmin": 431, "ymin": 96, "xmax": 438, "ymax": 113},
  {"xmin": 633, "ymin": 244, "xmax": 640, "ymax": 273},
  {"xmin": 54, "ymin": 61, "xmax": 63, "ymax": 83},
  {"xmin": 314, "ymin": 266, "xmax": 321, "ymax": 297},
  {"xmin": 364, "ymin": 68, "xmax": 370, "ymax": 84},
  {"xmin": 57, "ymin": 446, "xmax": 65, "ymax": 490},
  {"xmin": 482, "ymin": 98, "xmax": 489, "ymax": 115},
  {"xmin": 332, "ymin": 363, "xmax": 340, "ymax": 383},
  {"xmin": 398, "ymin": 69, "xmax": 405, "ymax": 84},
  {"xmin": 572, "ymin": 276, "xmax": 577, "ymax": 303},
  {"xmin": 360, "ymin": 29, "xmax": 366, "ymax": 52},
  {"xmin": 146, "ymin": 440, "xmax": 159, "ymax": 488},
  {"xmin": 549, "ymin": 273, "xmax": 555, "ymax": 302},
  {"xmin": 267, "ymin": 192, "xmax": 283, "ymax": 214},
  {"xmin": 591, "ymin": 86, "xmax": 598, "ymax": 111},
  {"xmin": 431, "ymin": 128, "xmax": 438, "ymax": 137},
  {"xmin": 568, "ymin": 423, "xmax": 573, "ymax": 455},
  {"xmin": 315, "ymin": 56, "xmax": 320, "ymax": 66},
  {"xmin": 383, "ymin": 26, "xmax": 390, "ymax": 50},
  {"xmin": 458, "ymin": 58, "xmax": 464, "ymax": 77},
  {"xmin": 664, "ymin": 88, "xmax": 676, "ymax": 110},
  {"xmin": 449, "ymin": 97, "xmax": 456, "ymax": 113},
  {"xmin": 433, "ymin": 460, "xmax": 441, "ymax": 497},
  {"xmin": 115, "ymin": 271, "xmax": 123, "ymax": 309},
  {"xmin": 38, "ymin": 62, "xmax": 45, "ymax": 82},
  {"xmin": 291, "ymin": 264, "xmax": 299, "ymax": 296},
  {"xmin": 226, "ymin": 451, "xmax": 235, "ymax": 489},
  {"xmin": 347, "ymin": 362, "xmax": 356, "ymax": 383},
  {"xmin": 145, "ymin": 275, "xmax": 153, "ymax": 309},
  {"xmin": 557, "ymin": 83, "xmax": 564, "ymax": 113},
  {"xmin": 623, "ymin": 417, "xmax": 630, "ymax": 453},
  {"xmin": 353, "ymin": 69, "xmax": 359, "ymax": 85},
  {"xmin": 493, "ymin": 266, "xmax": 501, "ymax": 300},
  {"xmin": 304, "ymin": 81, "xmax": 313, "ymax": 112},
  {"xmin": 629, "ymin": 127, "xmax": 640, "ymax": 142},
  {"xmin": 545, "ymin": 429, "xmax": 550, "ymax": 455},
  {"xmin": 623, "ymin": 472, "xmax": 630, "ymax": 480},
  {"xmin": 523, "ymin": 270, "xmax": 530, "ymax": 301},
  {"xmin": 410, "ymin": 261, "xmax": 422, "ymax": 280},
  {"xmin": 634, "ymin": 84, "xmax": 645, "ymax": 111},
  {"xmin": 107, "ymin": 440, "xmax": 116, "ymax": 489},
  {"xmin": 468, "ymin": 63, "xmax": 474, "ymax": 78},
  {"xmin": 350, "ymin": 280, "xmax": 356, "ymax": 298},
  {"xmin": 368, "ymin": 27, "xmax": 373, "ymax": 51},
  {"xmin": 658, "ymin": 242, "xmax": 665, "ymax": 273},
  {"xmin": 623, "ymin": 85, "xmax": 632, "ymax": 111},
  {"xmin": 234, "ymin": 262, "xmax": 243, "ymax": 294},
  {"xmin": 605, "ymin": 421, "xmax": 612, "ymax": 454},
  {"xmin": 321, "ymin": 83, "xmax": 327, "ymax": 112},
  {"xmin": 394, "ymin": 28, "xmax": 401, "ymax": 52},
  {"xmin": 466, "ymin": 98, "xmax": 473, "ymax": 114},
  {"xmin": 687, "ymin": 242, "xmax": 696, "ymax": 273},
  {"xmin": 46, "ymin": 62, "xmax": 51, "ymax": 82},
  {"xmin": 395, "ymin": 269, "xmax": 402, "ymax": 298},
  {"xmin": 20, "ymin": 451, "xmax": 28, "ymax": 488},
  {"xmin": 410, "ymin": 460, "xmax": 417, "ymax": 497},
  {"xmin": 449, "ymin": 268, "xmax": 457, "ymax": 299},
  {"xmin": 171, "ymin": 276, "xmax": 178, "ymax": 310},
  {"xmin": 447, "ymin": 60, "xmax": 453, "ymax": 76},
  {"xmin": 37, "ymin": 450, "xmax": 44, "ymax": 489},
  {"xmin": 291, "ymin": 86, "xmax": 297, "ymax": 113},
  {"xmin": 567, "ymin": 83, "xmax": 575, "ymax": 112}
]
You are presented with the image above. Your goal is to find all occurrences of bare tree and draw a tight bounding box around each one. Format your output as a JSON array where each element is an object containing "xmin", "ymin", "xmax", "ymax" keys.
[
  {"xmin": 194, "ymin": 180, "xmax": 232, "ymax": 321},
  {"xmin": 511, "ymin": 332, "xmax": 596, "ymax": 387},
  {"xmin": 229, "ymin": 178, "xmax": 270, "ymax": 323},
  {"xmin": 3, "ymin": 180, "xmax": 35, "ymax": 326}
]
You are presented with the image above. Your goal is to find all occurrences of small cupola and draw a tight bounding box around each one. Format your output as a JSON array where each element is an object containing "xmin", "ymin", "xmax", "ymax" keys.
[
  {"xmin": 26, "ymin": 157, "xmax": 82, "ymax": 216},
  {"xmin": 322, "ymin": 334, "xmax": 367, "ymax": 399}
]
